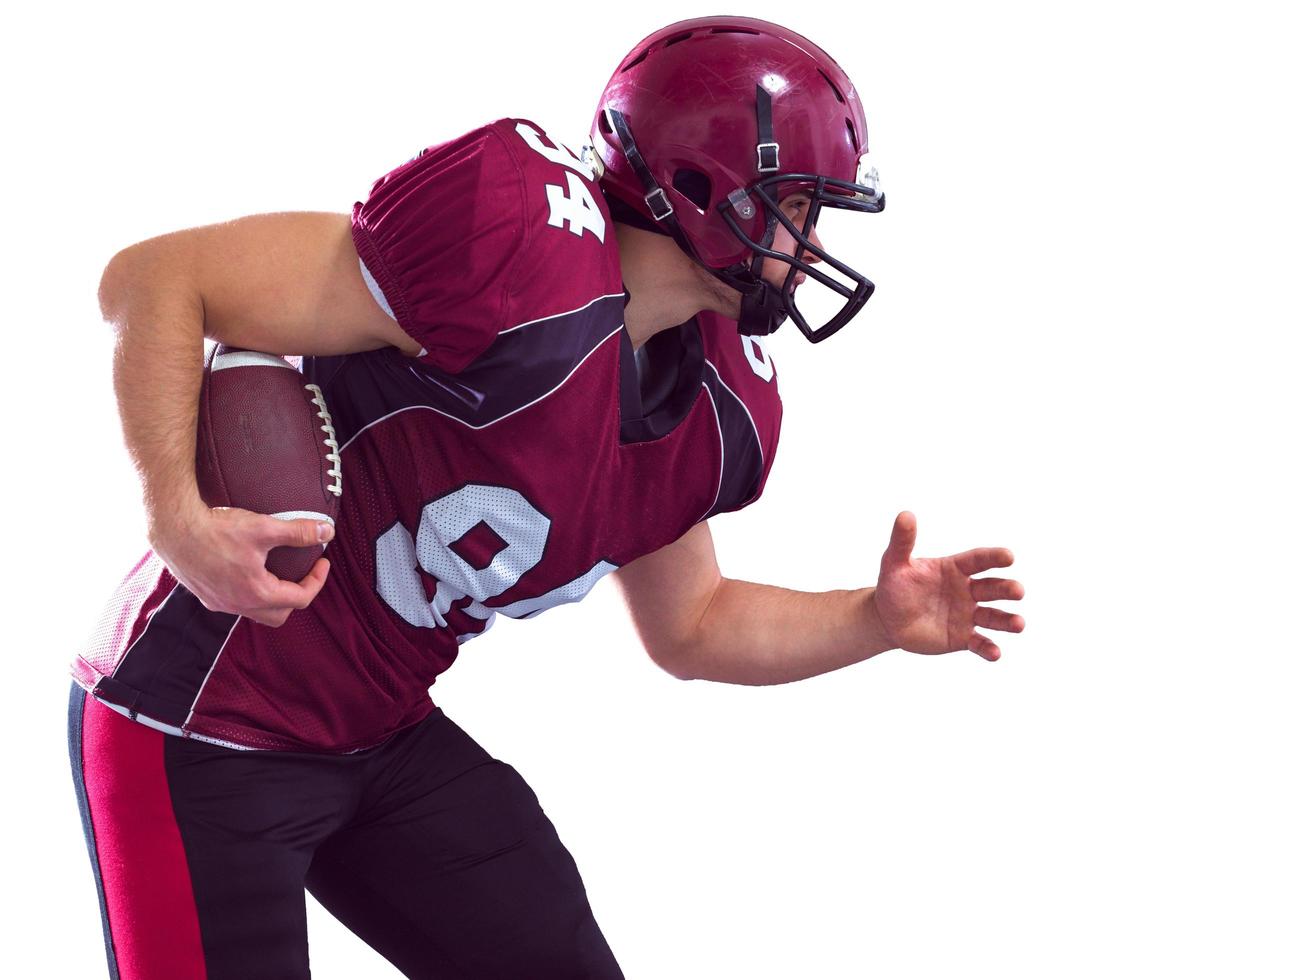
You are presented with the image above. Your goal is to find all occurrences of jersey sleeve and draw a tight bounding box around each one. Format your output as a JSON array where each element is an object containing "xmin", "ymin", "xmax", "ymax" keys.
[{"xmin": 351, "ymin": 124, "xmax": 529, "ymax": 374}]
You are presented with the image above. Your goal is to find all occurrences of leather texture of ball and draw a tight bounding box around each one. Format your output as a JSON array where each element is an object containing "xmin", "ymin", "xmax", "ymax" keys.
[{"xmin": 195, "ymin": 345, "xmax": 342, "ymax": 582}]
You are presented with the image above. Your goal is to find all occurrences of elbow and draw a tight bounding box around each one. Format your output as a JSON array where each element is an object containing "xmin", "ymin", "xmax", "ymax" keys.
[
  {"xmin": 98, "ymin": 245, "xmax": 141, "ymax": 327},
  {"xmin": 649, "ymin": 639, "xmax": 700, "ymax": 682},
  {"xmin": 98, "ymin": 239, "xmax": 202, "ymax": 336}
]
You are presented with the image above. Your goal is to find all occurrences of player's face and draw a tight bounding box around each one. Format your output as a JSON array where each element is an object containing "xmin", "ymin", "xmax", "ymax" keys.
[{"xmin": 761, "ymin": 194, "xmax": 824, "ymax": 292}]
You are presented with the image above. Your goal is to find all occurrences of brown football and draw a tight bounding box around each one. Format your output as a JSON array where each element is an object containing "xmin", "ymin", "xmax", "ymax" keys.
[{"xmin": 195, "ymin": 345, "xmax": 342, "ymax": 581}]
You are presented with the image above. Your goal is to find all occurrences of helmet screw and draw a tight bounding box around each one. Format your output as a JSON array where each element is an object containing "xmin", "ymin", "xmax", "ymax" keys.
[{"xmin": 728, "ymin": 188, "xmax": 756, "ymax": 220}]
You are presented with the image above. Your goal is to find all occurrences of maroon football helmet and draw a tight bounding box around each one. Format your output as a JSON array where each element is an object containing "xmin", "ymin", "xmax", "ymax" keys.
[{"xmin": 589, "ymin": 16, "xmax": 885, "ymax": 342}]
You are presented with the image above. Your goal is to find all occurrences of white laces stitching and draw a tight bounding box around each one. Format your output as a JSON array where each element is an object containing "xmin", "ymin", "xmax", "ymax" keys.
[{"xmin": 304, "ymin": 383, "xmax": 343, "ymax": 496}]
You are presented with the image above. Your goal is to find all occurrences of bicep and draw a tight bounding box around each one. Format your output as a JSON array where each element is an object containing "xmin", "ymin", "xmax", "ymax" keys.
[
  {"xmin": 121, "ymin": 211, "xmax": 420, "ymax": 357},
  {"xmin": 612, "ymin": 521, "xmax": 722, "ymax": 675}
]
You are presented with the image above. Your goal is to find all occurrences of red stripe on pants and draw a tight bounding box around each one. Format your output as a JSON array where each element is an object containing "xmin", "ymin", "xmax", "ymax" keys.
[{"xmin": 80, "ymin": 695, "xmax": 207, "ymax": 979}]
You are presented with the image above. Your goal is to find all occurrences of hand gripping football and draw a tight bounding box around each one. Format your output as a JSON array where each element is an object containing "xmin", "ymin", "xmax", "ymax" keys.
[{"xmin": 195, "ymin": 345, "xmax": 343, "ymax": 581}]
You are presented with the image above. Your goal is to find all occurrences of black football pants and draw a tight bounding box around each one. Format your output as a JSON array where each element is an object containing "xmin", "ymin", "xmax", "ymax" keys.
[{"xmin": 69, "ymin": 684, "xmax": 625, "ymax": 979}]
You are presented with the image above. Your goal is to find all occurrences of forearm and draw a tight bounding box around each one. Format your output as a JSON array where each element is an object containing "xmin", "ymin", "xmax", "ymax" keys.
[
  {"xmin": 102, "ymin": 246, "xmax": 207, "ymax": 540},
  {"xmin": 675, "ymin": 578, "xmax": 894, "ymax": 685}
]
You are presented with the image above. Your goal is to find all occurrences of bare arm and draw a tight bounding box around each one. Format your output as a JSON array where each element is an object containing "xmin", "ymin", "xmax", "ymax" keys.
[
  {"xmin": 614, "ymin": 515, "xmax": 1025, "ymax": 684},
  {"xmin": 100, "ymin": 212, "xmax": 418, "ymax": 626},
  {"xmin": 612, "ymin": 522, "xmax": 892, "ymax": 684}
]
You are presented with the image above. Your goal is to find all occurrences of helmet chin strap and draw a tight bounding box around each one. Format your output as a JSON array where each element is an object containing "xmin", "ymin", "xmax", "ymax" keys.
[
  {"xmin": 727, "ymin": 87, "xmax": 788, "ymax": 337},
  {"xmin": 710, "ymin": 196, "xmax": 790, "ymax": 337},
  {"xmin": 710, "ymin": 262, "xmax": 790, "ymax": 337},
  {"xmin": 736, "ymin": 278, "xmax": 790, "ymax": 336}
]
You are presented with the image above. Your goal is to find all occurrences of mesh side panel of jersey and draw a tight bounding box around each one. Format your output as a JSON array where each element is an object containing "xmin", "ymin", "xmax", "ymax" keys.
[{"xmin": 75, "ymin": 552, "xmax": 176, "ymax": 686}]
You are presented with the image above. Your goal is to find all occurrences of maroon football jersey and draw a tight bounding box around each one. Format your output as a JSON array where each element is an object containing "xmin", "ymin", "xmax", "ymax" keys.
[{"xmin": 73, "ymin": 118, "xmax": 784, "ymax": 752}]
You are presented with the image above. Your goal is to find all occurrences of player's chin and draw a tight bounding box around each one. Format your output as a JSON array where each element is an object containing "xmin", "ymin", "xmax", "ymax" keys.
[
  {"xmin": 777, "ymin": 268, "xmax": 808, "ymax": 293},
  {"xmin": 761, "ymin": 273, "xmax": 805, "ymax": 294}
]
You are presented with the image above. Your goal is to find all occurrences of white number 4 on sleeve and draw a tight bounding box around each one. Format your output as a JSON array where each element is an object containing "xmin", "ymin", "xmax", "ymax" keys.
[
  {"xmin": 515, "ymin": 121, "xmax": 608, "ymax": 244},
  {"xmin": 544, "ymin": 171, "xmax": 606, "ymax": 243}
]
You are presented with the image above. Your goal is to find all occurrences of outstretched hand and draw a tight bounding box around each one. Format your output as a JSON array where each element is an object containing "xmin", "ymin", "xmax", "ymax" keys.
[{"xmin": 873, "ymin": 511, "xmax": 1025, "ymax": 661}]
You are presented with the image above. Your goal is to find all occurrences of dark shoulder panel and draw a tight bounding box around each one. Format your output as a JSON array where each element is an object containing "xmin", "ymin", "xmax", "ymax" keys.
[
  {"xmin": 697, "ymin": 313, "xmax": 784, "ymax": 516},
  {"xmin": 304, "ymin": 292, "xmax": 627, "ymax": 449}
]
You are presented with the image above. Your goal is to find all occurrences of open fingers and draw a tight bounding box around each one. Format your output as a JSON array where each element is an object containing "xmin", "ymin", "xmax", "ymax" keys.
[
  {"xmin": 970, "ymin": 577, "xmax": 1025, "ymax": 602},
  {"xmin": 954, "ymin": 547, "xmax": 1014, "ymax": 577},
  {"xmin": 975, "ymin": 606, "xmax": 1024, "ymax": 633},
  {"xmin": 968, "ymin": 632, "xmax": 1001, "ymax": 661}
]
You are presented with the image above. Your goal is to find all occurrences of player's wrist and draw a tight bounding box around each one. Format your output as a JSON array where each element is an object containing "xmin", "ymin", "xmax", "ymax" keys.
[
  {"xmin": 863, "ymin": 586, "xmax": 898, "ymax": 655},
  {"xmin": 145, "ymin": 486, "xmax": 209, "ymax": 550}
]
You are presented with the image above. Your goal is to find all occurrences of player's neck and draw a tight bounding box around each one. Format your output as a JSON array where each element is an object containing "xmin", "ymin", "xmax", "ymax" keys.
[{"xmin": 616, "ymin": 223, "xmax": 739, "ymax": 350}]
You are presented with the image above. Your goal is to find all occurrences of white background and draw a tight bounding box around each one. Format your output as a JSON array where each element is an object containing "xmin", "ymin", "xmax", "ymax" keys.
[{"xmin": 3, "ymin": 1, "xmax": 1304, "ymax": 977}]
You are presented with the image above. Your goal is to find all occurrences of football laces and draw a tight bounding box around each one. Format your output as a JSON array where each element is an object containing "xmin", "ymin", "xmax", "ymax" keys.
[{"xmin": 304, "ymin": 384, "xmax": 343, "ymax": 497}]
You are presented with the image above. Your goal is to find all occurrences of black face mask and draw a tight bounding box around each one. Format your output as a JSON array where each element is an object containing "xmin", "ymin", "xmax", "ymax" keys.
[
  {"xmin": 609, "ymin": 188, "xmax": 881, "ymax": 343},
  {"xmin": 714, "ymin": 173, "xmax": 884, "ymax": 343}
]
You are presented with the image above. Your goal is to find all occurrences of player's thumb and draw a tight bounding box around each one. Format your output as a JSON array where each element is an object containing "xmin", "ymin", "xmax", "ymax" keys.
[
  {"xmin": 265, "ymin": 514, "xmax": 335, "ymax": 548},
  {"xmin": 882, "ymin": 510, "xmax": 916, "ymax": 566}
]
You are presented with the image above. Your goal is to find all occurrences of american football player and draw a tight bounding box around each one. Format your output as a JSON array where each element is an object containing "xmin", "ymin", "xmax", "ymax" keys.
[{"xmin": 69, "ymin": 17, "xmax": 1025, "ymax": 979}]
